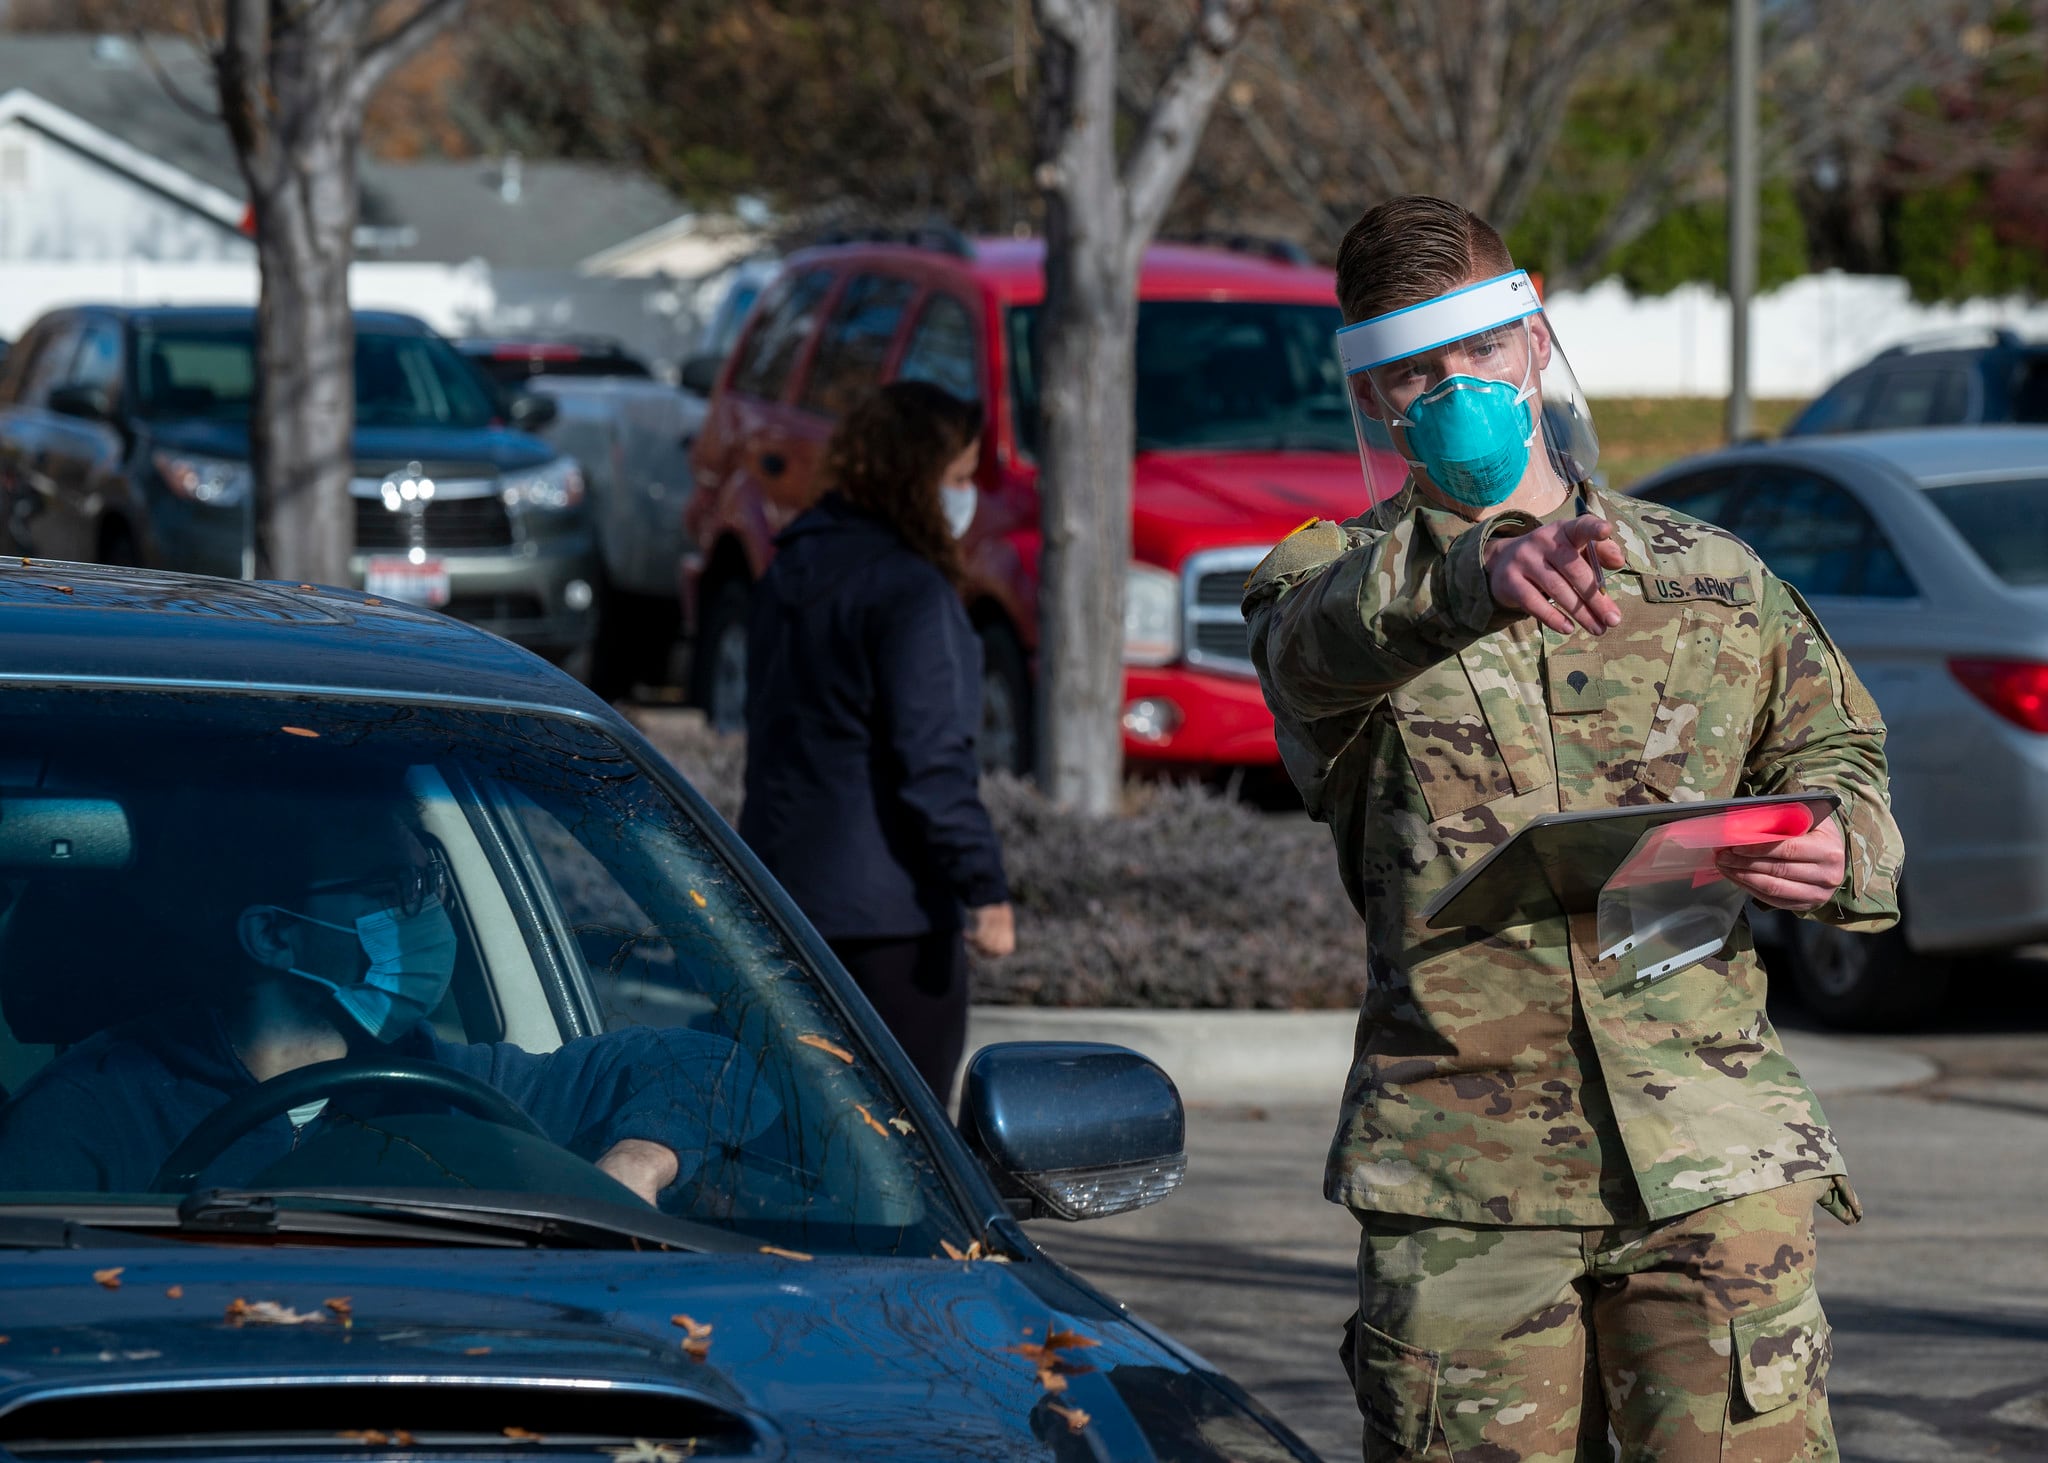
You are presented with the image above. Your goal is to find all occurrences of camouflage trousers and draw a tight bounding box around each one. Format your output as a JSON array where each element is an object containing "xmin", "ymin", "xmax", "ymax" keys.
[{"xmin": 1343, "ymin": 1178, "xmax": 1838, "ymax": 1462}]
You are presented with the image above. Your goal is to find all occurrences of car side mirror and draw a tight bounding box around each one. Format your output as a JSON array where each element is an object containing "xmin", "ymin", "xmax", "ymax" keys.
[
  {"xmin": 509, "ymin": 391, "xmax": 558, "ymax": 432},
  {"xmin": 48, "ymin": 383, "xmax": 113, "ymax": 423},
  {"xmin": 957, "ymin": 1042, "xmax": 1186, "ymax": 1221},
  {"xmin": 679, "ymin": 352, "xmax": 723, "ymax": 397}
]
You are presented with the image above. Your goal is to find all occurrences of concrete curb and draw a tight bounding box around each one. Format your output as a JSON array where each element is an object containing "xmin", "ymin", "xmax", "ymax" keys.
[{"xmin": 966, "ymin": 1006, "xmax": 1936, "ymax": 1107}]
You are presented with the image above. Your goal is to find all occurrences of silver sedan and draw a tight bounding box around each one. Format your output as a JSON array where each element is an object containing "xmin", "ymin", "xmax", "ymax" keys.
[{"xmin": 1630, "ymin": 426, "xmax": 2048, "ymax": 1028}]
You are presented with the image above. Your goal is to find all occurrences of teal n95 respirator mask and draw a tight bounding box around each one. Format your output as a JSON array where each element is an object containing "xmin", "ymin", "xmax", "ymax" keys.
[{"xmin": 1336, "ymin": 269, "xmax": 1600, "ymax": 509}]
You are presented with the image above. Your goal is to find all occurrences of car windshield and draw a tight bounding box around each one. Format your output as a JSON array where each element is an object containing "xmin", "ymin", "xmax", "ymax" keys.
[
  {"xmin": 135, "ymin": 325, "xmax": 497, "ymax": 430},
  {"xmin": 0, "ymin": 688, "xmax": 967, "ymax": 1257},
  {"xmin": 1009, "ymin": 300, "xmax": 1351, "ymax": 455},
  {"xmin": 1924, "ymin": 475, "xmax": 2048, "ymax": 586}
]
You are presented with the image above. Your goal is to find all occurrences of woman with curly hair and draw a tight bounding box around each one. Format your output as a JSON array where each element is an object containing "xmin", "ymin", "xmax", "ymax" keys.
[{"xmin": 739, "ymin": 380, "xmax": 1015, "ymax": 1099}]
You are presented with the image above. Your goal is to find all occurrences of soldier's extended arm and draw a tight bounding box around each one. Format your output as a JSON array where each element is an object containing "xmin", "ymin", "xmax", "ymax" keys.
[
  {"xmin": 1740, "ymin": 576, "xmax": 1905, "ymax": 931},
  {"xmin": 1243, "ymin": 507, "xmax": 1537, "ymax": 724}
]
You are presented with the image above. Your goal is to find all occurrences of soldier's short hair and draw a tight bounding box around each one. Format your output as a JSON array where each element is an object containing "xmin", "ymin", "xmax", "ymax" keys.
[{"xmin": 1335, "ymin": 195, "xmax": 1515, "ymax": 325}]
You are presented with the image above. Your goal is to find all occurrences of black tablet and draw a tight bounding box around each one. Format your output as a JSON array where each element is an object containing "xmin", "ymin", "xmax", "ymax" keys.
[{"xmin": 1420, "ymin": 790, "xmax": 1843, "ymax": 931}]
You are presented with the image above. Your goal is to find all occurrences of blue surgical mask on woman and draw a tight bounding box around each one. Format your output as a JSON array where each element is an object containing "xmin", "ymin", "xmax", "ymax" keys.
[{"xmin": 272, "ymin": 898, "xmax": 459, "ymax": 1042}]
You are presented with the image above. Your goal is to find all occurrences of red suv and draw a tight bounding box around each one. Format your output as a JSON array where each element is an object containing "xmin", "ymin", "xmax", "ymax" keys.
[{"xmin": 682, "ymin": 233, "xmax": 1401, "ymax": 773}]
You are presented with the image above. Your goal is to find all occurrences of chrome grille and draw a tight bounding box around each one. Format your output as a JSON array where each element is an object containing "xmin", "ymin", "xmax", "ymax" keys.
[
  {"xmin": 354, "ymin": 496, "xmax": 515, "ymax": 551},
  {"xmin": 1181, "ymin": 545, "xmax": 1270, "ymax": 678}
]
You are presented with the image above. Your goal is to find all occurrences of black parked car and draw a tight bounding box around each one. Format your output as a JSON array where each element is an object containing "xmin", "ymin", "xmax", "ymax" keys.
[
  {"xmin": 0, "ymin": 306, "xmax": 599, "ymax": 661},
  {"xmin": 0, "ymin": 562, "xmax": 1315, "ymax": 1463},
  {"xmin": 1784, "ymin": 327, "xmax": 2048, "ymax": 437}
]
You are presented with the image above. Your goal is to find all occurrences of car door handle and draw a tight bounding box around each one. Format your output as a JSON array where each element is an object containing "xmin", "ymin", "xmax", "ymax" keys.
[{"xmin": 760, "ymin": 452, "xmax": 787, "ymax": 478}]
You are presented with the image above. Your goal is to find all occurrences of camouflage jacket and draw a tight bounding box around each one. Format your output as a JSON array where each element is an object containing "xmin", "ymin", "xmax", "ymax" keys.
[{"xmin": 1242, "ymin": 483, "xmax": 1903, "ymax": 1227}]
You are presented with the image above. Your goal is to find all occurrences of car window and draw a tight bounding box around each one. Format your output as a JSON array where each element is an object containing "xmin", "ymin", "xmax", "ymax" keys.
[
  {"xmin": 2009, "ymin": 358, "xmax": 2048, "ymax": 424},
  {"xmin": 798, "ymin": 273, "xmax": 916, "ymax": 418},
  {"xmin": 0, "ymin": 688, "xmax": 970, "ymax": 1258},
  {"xmin": 1863, "ymin": 368, "xmax": 1961, "ymax": 430},
  {"xmin": 1638, "ymin": 468, "xmax": 1742, "ymax": 524},
  {"xmin": 895, "ymin": 292, "xmax": 981, "ymax": 404},
  {"xmin": 67, "ymin": 322, "xmax": 123, "ymax": 398},
  {"xmin": 727, "ymin": 269, "xmax": 834, "ymax": 402},
  {"xmin": 0, "ymin": 325, "xmax": 50, "ymax": 407},
  {"xmin": 18, "ymin": 324, "xmax": 81, "ymax": 410},
  {"xmin": 1731, "ymin": 465, "xmax": 1915, "ymax": 598},
  {"xmin": 134, "ymin": 324, "xmax": 257, "ymax": 420},
  {"xmin": 354, "ymin": 331, "xmax": 496, "ymax": 430},
  {"xmin": 1924, "ymin": 475, "xmax": 2048, "ymax": 586},
  {"xmin": 1789, "ymin": 372, "xmax": 1873, "ymax": 436},
  {"xmin": 1009, "ymin": 299, "xmax": 1348, "ymax": 459}
]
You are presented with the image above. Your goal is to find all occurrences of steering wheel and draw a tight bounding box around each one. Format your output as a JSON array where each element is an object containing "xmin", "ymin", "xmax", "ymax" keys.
[{"xmin": 151, "ymin": 1055, "xmax": 548, "ymax": 1192}]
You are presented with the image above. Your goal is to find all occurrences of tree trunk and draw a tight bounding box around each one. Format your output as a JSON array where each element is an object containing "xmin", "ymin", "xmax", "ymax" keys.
[
  {"xmin": 210, "ymin": 0, "xmax": 467, "ymax": 585},
  {"xmin": 1032, "ymin": 0, "xmax": 1256, "ymax": 816},
  {"xmin": 1034, "ymin": 2, "xmax": 1131, "ymax": 816},
  {"xmin": 250, "ymin": 128, "xmax": 360, "ymax": 585}
]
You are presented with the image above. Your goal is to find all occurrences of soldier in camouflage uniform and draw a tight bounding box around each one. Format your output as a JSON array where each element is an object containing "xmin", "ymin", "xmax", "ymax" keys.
[{"xmin": 1241, "ymin": 197, "xmax": 1904, "ymax": 1462}]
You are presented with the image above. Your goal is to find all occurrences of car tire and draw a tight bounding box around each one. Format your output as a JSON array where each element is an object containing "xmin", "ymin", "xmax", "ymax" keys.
[
  {"xmin": 976, "ymin": 620, "xmax": 1033, "ymax": 778},
  {"xmin": 1782, "ymin": 917, "xmax": 1946, "ymax": 1031},
  {"xmin": 587, "ymin": 578, "xmax": 682, "ymax": 705},
  {"xmin": 690, "ymin": 576, "xmax": 753, "ymax": 733}
]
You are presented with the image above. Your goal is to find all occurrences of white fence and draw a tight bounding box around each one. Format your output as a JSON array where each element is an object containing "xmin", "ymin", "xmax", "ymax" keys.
[
  {"xmin": 8, "ymin": 260, "xmax": 2048, "ymax": 398},
  {"xmin": 1544, "ymin": 272, "xmax": 2048, "ymax": 398}
]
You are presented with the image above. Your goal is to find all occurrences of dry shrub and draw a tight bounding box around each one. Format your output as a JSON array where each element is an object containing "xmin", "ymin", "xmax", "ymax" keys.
[{"xmin": 628, "ymin": 710, "xmax": 1367, "ymax": 1011}]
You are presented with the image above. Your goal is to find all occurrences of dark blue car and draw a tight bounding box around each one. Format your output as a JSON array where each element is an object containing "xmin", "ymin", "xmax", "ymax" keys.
[
  {"xmin": 0, "ymin": 562, "xmax": 1317, "ymax": 1462},
  {"xmin": 0, "ymin": 307, "xmax": 599, "ymax": 661}
]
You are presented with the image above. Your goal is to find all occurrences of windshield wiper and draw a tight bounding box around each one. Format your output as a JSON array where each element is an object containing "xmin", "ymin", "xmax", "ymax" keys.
[
  {"xmin": 0, "ymin": 1213, "xmax": 183, "ymax": 1250},
  {"xmin": 174, "ymin": 1189, "xmax": 760, "ymax": 1253}
]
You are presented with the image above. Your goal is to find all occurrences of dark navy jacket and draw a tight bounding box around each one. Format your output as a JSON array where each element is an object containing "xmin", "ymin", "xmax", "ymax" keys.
[
  {"xmin": 0, "ymin": 1002, "xmax": 769, "ymax": 1195},
  {"xmin": 739, "ymin": 495, "xmax": 1009, "ymax": 940}
]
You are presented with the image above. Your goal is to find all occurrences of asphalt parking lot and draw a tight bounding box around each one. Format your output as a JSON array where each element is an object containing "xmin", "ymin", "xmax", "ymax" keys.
[{"xmin": 1035, "ymin": 963, "xmax": 2048, "ymax": 1462}]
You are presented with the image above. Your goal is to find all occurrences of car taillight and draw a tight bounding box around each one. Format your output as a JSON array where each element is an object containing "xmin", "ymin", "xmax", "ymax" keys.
[{"xmin": 1950, "ymin": 658, "xmax": 2048, "ymax": 733}]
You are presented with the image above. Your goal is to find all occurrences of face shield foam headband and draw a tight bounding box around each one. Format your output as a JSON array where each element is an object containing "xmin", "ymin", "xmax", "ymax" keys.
[{"xmin": 1337, "ymin": 269, "xmax": 1566, "ymax": 509}]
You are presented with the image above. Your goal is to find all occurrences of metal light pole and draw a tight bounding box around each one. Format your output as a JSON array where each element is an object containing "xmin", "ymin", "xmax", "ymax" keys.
[{"xmin": 1727, "ymin": 0, "xmax": 1759, "ymax": 443}]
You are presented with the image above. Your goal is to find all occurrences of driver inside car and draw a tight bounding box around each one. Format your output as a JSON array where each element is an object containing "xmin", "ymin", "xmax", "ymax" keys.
[{"xmin": 0, "ymin": 803, "xmax": 772, "ymax": 1204}]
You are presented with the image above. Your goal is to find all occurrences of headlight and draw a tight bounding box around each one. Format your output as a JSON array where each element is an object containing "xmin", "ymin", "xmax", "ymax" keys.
[
  {"xmin": 153, "ymin": 450, "xmax": 251, "ymax": 507},
  {"xmin": 501, "ymin": 456, "xmax": 585, "ymax": 511},
  {"xmin": 1124, "ymin": 563, "xmax": 1180, "ymax": 666}
]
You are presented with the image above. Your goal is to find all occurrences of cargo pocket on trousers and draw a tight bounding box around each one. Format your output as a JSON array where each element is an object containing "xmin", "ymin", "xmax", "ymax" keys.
[
  {"xmin": 1732, "ymin": 1286, "xmax": 1831, "ymax": 1419},
  {"xmin": 1348, "ymin": 1314, "xmax": 1441, "ymax": 1453}
]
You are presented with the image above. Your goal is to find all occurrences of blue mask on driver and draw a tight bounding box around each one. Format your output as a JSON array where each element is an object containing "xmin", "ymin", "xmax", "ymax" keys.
[
  {"xmin": 273, "ymin": 898, "xmax": 459, "ymax": 1042},
  {"xmin": 1398, "ymin": 374, "xmax": 1536, "ymax": 508}
]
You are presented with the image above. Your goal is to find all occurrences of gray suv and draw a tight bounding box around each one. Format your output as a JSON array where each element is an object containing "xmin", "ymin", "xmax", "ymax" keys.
[{"xmin": 0, "ymin": 306, "xmax": 597, "ymax": 660}]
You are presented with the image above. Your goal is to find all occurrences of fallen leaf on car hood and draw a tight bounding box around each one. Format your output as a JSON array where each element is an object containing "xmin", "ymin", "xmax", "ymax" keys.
[{"xmin": 670, "ymin": 1313, "xmax": 713, "ymax": 1361}]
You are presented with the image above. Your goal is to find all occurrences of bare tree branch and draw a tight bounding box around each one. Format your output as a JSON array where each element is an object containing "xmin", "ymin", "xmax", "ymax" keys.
[
  {"xmin": 132, "ymin": 28, "xmax": 224, "ymax": 124},
  {"xmin": 213, "ymin": 0, "xmax": 274, "ymax": 189},
  {"xmin": 1225, "ymin": 84, "xmax": 1350, "ymax": 240},
  {"xmin": 349, "ymin": 0, "xmax": 468, "ymax": 114},
  {"xmin": 1123, "ymin": 0, "xmax": 1260, "ymax": 262},
  {"xmin": 1334, "ymin": 5, "xmax": 1432, "ymax": 157}
]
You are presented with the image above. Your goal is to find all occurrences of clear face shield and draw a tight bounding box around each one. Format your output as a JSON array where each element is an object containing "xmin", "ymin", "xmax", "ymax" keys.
[{"xmin": 1336, "ymin": 270, "xmax": 1600, "ymax": 508}]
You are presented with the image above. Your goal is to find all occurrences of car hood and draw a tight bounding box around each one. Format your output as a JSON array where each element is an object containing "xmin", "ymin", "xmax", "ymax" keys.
[
  {"xmin": 0, "ymin": 1247, "xmax": 1311, "ymax": 1462},
  {"xmin": 1130, "ymin": 450, "xmax": 1391, "ymax": 565},
  {"xmin": 142, "ymin": 422, "xmax": 557, "ymax": 474}
]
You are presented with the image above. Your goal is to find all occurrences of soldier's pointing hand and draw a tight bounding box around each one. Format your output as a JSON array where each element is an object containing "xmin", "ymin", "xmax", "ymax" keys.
[{"xmin": 1483, "ymin": 515, "xmax": 1627, "ymax": 637}]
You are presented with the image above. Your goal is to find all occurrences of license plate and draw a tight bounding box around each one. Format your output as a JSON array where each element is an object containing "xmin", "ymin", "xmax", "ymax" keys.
[{"xmin": 364, "ymin": 556, "xmax": 450, "ymax": 608}]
